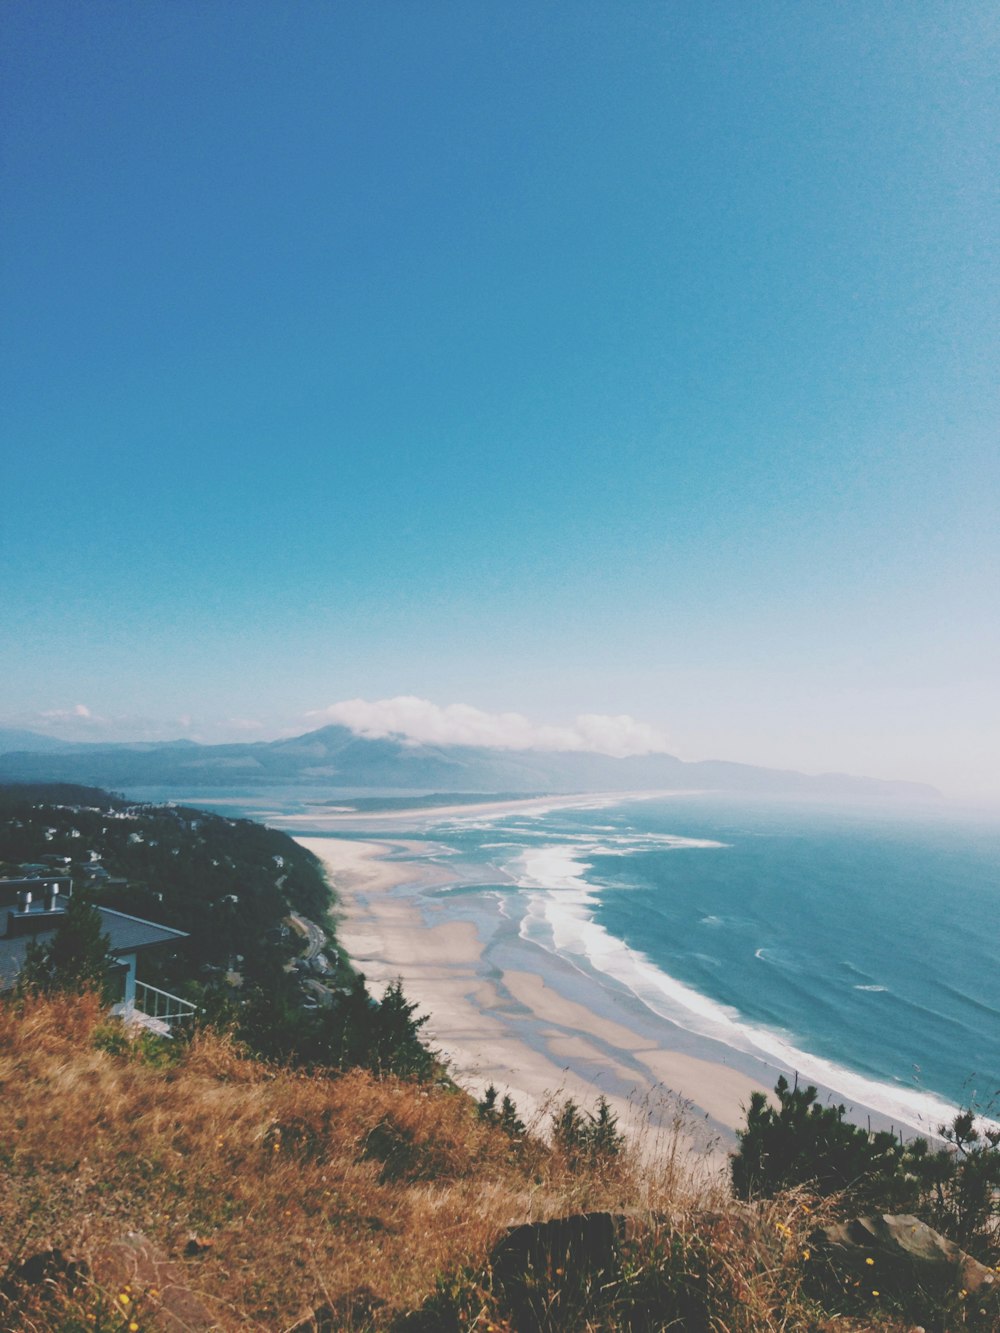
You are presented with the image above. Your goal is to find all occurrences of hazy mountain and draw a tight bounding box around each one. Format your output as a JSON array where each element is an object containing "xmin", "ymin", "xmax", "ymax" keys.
[
  {"xmin": 0, "ymin": 728, "xmax": 84, "ymax": 754},
  {"xmin": 0, "ymin": 729, "xmax": 201, "ymax": 756},
  {"xmin": 0, "ymin": 723, "xmax": 940, "ymax": 800}
]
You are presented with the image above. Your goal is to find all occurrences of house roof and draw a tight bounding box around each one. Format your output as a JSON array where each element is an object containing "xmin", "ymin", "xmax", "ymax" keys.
[{"xmin": 0, "ymin": 904, "xmax": 187, "ymax": 992}]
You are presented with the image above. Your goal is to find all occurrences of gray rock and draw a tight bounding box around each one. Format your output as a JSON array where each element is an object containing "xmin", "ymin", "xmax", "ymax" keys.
[{"xmin": 809, "ymin": 1213, "xmax": 999, "ymax": 1310}]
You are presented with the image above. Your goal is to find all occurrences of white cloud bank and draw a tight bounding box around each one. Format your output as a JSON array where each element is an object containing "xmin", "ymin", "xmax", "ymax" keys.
[
  {"xmin": 308, "ymin": 696, "xmax": 674, "ymax": 759},
  {"xmin": 39, "ymin": 703, "xmax": 98, "ymax": 723}
]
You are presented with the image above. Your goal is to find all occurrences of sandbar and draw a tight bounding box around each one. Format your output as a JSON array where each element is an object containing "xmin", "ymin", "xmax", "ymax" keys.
[{"xmin": 282, "ymin": 789, "xmax": 694, "ymax": 829}]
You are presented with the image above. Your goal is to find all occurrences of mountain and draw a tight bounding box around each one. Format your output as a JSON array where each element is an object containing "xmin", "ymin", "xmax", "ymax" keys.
[
  {"xmin": 0, "ymin": 723, "xmax": 940, "ymax": 800},
  {"xmin": 0, "ymin": 728, "xmax": 85, "ymax": 754}
]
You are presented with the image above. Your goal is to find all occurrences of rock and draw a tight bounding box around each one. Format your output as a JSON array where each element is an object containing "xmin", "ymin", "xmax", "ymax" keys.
[
  {"xmin": 91, "ymin": 1231, "xmax": 218, "ymax": 1332},
  {"xmin": 481, "ymin": 1212, "xmax": 627, "ymax": 1333},
  {"xmin": 0, "ymin": 1247, "xmax": 89, "ymax": 1303},
  {"xmin": 809, "ymin": 1213, "xmax": 1000, "ymax": 1312},
  {"xmin": 0, "ymin": 1235, "xmax": 218, "ymax": 1332},
  {"xmin": 490, "ymin": 1211, "xmax": 624, "ymax": 1293}
]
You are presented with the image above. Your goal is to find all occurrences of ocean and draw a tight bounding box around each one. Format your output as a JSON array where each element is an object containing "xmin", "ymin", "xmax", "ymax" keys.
[{"xmin": 130, "ymin": 786, "xmax": 1000, "ymax": 1133}]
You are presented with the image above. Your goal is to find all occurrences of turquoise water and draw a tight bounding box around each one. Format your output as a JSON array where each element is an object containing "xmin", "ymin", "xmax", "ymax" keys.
[
  {"xmin": 387, "ymin": 795, "xmax": 1000, "ymax": 1125},
  {"xmin": 130, "ymin": 786, "xmax": 1000, "ymax": 1126}
]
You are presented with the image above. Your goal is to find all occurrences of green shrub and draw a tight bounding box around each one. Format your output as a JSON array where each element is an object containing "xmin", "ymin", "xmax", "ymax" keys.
[
  {"xmin": 476, "ymin": 1084, "xmax": 526, "ymax": 1138},
  {"xmin": 551, "ymin": 1095, "xmax": 624, "ymax": 1165},
  {"xmin": 733, "ymin": 1076, "xmax": 1000, "ymax": 1264}
]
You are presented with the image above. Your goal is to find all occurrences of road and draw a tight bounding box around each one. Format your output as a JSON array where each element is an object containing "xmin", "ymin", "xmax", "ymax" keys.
[{"xmin": 287, "ymin": 911, "xmax": 327, "ymax": 961}]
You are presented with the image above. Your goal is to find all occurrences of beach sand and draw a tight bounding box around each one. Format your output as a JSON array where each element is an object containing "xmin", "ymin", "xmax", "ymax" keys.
[
  {"xmin": 278, "ymin": 789, "xmax": 693, "ymax": 830},
  {"xmin": 295, "ymin": 821, "xmax": 772, "ymax": 1162}
]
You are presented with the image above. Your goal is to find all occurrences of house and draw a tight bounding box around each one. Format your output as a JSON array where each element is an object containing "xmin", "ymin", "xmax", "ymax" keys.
[{"xmin": 0, "ymin": 877, "xmax": 197, "ymax": 1035}]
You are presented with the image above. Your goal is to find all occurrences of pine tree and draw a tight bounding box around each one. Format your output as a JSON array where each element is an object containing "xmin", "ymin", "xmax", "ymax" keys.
[{"xmin": 20, "ymin": 892, "xmax": 115, "ymax": 998}]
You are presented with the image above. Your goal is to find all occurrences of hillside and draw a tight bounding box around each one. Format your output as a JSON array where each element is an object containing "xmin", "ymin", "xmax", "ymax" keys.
[
  {"xmin": 0, "ymin": 782, "xmax": 333, "ymax": 989},
  {"xmin": 0, "ymin": 724, "xmax": 939, "ymax": 800},
  {"xmin": 0, "ymin": 992, "xmax": 932, "ymax": 1333}
]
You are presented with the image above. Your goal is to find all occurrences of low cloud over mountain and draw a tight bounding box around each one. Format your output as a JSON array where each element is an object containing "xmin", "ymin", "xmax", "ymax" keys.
[{"xmin": 309, "ymin": 697, "xmax": 673, "ymax": 759}]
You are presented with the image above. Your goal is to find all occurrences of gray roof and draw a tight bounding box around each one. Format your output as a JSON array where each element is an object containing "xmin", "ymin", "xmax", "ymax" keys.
[
  {"xmin": 0, "ymin": 905, "xmax": 187, "ymax": 992},
  {"xmin": 96, "ymin": 906, "xmax": 187, "ymax": 953}
]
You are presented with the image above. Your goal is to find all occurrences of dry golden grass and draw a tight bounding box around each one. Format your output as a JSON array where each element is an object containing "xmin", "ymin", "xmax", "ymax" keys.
[
  {"xmin": 0, "ymin": 995, "xmax": 667, "ymax": 1329},
  {"xmin": 0, "ymin": 996, "xmax": 921, "ymax": 1331}
]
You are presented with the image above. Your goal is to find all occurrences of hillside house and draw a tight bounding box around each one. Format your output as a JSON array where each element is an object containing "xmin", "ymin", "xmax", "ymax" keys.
[{"xmin": 0, "ymin": 876, "xmax": 197, "ymax": 1034}]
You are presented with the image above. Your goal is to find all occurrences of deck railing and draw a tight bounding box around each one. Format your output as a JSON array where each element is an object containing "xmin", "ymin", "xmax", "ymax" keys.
[{"xmin": 132, "ymin": 980, "xmax": 199, "ymax": 1027}]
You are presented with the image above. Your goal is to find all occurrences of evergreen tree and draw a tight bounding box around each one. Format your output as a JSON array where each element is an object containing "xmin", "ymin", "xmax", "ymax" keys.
[
  {"xmin": 20, "ymin": 892, "xmax": 115, "ymax": 999},
  {"xmin": 732, "ymin": 1075, "xmax": 918, "ymax": 1210},
  {"xmin": 369, "ymin": 979, "xmax": 433, "ymax": 1079},
  {"xmin": 552, "ymin": 1095, "xmax": 623, "ymax": 1164},
  {"xmin": 477, "ymin": 1084, "xmax": 526, "ymax": 1138}
]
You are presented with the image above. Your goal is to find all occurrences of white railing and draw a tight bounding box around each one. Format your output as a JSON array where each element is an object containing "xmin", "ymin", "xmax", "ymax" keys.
[{"xmin": 132, "ymin": 980, "xmax": 199, "ymax": 1027}]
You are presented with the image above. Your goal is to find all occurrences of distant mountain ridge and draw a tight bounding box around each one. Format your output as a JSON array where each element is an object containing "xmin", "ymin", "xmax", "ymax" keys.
[{"xmin": 0, "ymin": 724, "xmax": 940, "ymax": 800}]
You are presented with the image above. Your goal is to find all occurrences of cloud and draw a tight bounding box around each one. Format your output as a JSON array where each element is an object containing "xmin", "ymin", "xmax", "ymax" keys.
[
  {"xmin": 39, "ymin": 703, "xmax": 94, "ymax": 725},
  {"xmin": 36, "ymin": 703, "xmax": 105, "ymax": 726},
  {"xmin": 308, "ymin": 696, "xmax": 673, "ymax": 758}
]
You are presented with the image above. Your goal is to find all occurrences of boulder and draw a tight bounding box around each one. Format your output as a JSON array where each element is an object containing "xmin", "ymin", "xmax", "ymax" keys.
[
  {"xmin": 0, "ymin": 1234, "xmax": 218, "ymax": 1332},
  {"xmin": 490, "ymin": 1211, "xmax": 623, "ymax": 1291},
  {"xmin": 91, "ymin": 1231, "xmax": 217, "ymax": 1332},
  {"xmin": 809, "ymin": 1213, "xmax": 999, "ymax": 1312},
  {"xmin": 0, "ymin": 1247, "xmax": 89, "ymax": 1307}
]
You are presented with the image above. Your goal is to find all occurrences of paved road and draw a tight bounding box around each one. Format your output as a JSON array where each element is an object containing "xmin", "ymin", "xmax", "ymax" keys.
[{"xmin": 287, "ymin": 911, "xmax": 327, "ymax": 961}]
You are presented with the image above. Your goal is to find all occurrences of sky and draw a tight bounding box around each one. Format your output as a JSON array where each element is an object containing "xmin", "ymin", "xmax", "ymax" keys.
[{"xmin": 2, "ymin": 3, "xmax": 998, "ymax": 800}]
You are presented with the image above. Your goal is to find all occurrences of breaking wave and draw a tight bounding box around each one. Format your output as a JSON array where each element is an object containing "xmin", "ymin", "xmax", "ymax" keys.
[{"xmin": 511, "ymin": 841, "xmax": 963, "ymax": 1136}]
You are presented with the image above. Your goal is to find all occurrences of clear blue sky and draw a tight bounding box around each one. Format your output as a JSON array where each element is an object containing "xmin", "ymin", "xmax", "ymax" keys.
[{"xmin": 2, "ymin": 3, "xmax": 997, "ymax": 798}]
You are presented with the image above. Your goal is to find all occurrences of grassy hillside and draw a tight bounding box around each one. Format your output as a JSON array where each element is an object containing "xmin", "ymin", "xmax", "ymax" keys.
[{"xmin": 0, "ymin": 993, "xmax": 930, "ymax": 1332}]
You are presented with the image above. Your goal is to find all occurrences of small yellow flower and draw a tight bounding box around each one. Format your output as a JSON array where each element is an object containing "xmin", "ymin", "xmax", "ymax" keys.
[
  {"xmin": 119, "ymin": 1293, "xmax": 131, "ymax": 1305},
  {"xmin": 129, "ymin": 1323, "xmax": 139, "ymax": 1332},
  {"xmin": 801, "ymin": 1248, "xmax": 810, "ymax": 1261},
  {"xmin": 865, "ymin": 1256, "xmax": 875, "ymax": 1265},
  {"xmin": 872, "ymin": 1289, "xmax": 879, "ymax": 1297}
]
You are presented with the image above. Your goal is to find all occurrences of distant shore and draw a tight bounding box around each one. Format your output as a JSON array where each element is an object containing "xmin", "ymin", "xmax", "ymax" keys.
[{"xmin": 281, "ymin": 788, "xmax": 696, "ymax": 828}]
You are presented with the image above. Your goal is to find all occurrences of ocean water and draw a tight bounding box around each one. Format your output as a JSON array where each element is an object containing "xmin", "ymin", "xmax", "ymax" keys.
[
  {"xmin": 131, "ymin": 786, "xmax": 1000, "ymax": 1132},
  {"xmin": 387, "ymin": 794, "xmax": 1000, "ymax": 1130}
]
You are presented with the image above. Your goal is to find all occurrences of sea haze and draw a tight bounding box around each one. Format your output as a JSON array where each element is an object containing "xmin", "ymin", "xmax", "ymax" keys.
[{"xmin": 130, "ymin": 786, "xmax": 1000, "ymax": 1129}]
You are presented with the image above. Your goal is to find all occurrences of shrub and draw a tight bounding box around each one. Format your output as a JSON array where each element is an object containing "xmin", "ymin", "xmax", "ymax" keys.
[
  {"xmin": 551, "ymin": 1095, "xmax": 624, "ymax": 1166},
  {"xmin": 476, "ymin": 1084, "xmax": 525, "ymax": 1139},
  {"xmin": 731, "ymin": 1076, "xmax": 918, "ymax": 1210},
  {"xmin": 733, "ymin": 1076, "xmax": 1000, "ymax": 1264}
]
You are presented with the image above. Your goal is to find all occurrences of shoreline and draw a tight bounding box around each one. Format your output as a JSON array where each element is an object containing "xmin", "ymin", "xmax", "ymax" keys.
[
  {"xmin": 295, "ymin": 829, "xmax": 769, "ymax": 1164},
  {"xmin": 293, "ymin": 794, "xmax": 958, "ymax": 1156}
]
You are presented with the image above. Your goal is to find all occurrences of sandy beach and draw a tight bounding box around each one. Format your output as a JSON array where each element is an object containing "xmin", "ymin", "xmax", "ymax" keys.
[
  {"xmin": 294, "ymin": 817, "xmax": 774, "ymax": 1163},
  {"xmin": 279, "ymin": 789, "xmax": 691, "ymax": 829}
]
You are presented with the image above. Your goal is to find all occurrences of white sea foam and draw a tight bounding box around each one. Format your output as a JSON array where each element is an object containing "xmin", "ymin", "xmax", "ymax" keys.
[{"xmin": 512, "ymin": 842, "xmax": 967, "ymax": 1136}]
